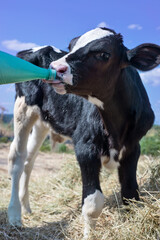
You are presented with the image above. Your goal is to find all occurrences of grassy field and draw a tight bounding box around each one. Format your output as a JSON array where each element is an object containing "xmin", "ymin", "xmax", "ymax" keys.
[
  {"xmin": 0, "ymin": 119, "xmax": 159, "ymax": 239},
  {"xmin": 0, "ymin": 151, "xmax": 159, "ymax": 240}
]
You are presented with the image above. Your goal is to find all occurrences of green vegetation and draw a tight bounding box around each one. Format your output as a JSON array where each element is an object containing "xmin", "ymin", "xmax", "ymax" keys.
[
  {"xmin": 0, "ymin": 136, "xmax": 9, "ymax": 143},
  {"xmin": 40, "ymin": 138, "xmax": 51, "ymax": 152},
  {"xmin": 40, "ymin": 138, "xmax": 74, "ymax": 154},
  {"xmin": 0, "ymin": 118, "xmax": 13, "ymax": 143},
  {"xmin": 56, "ymin": 143, "xmax": 74, "ymax": 154},
  {"xmin": 58, "ymin": 143, "xmax": 68, "ymax": 153},
  {"xmin": 140, "ymin": 125, "xmax": 160, "ymax": 156}
]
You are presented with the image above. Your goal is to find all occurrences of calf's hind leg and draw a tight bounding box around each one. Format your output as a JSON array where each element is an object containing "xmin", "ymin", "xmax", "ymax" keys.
[
  {"xmin": 19, "ymin": 119, "xmax": 49, "ymax": 214},
  {"xmin": 8, "ymin": 97, "xmax": 39, "ymax": 226}
]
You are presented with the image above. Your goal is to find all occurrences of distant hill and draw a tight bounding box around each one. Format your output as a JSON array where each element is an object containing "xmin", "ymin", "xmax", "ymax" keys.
[{"xmin": 2, "ymin": 114, "xmax": 13, "ymax": 123}]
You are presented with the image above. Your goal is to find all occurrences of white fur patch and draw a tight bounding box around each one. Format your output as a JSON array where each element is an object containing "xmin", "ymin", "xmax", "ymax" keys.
[
  {"xmin": 52, "ymin": 46, "xmax": 62, "ymax": 53},
  {"xmin": 82, "ymin": 190, "xmax": 104, "ymax": 238},
  {"xmin": 119, "ymin": 146, "xmax": 126, "ymax": 160},
  {"xmin": 82, "ymin": 190, "xmax": 104, "ymax": 219},
  {"xmin": 71, "ymin": 28, "xmax": 114, "ymax": 53},
  {"xmin": 88, "ymin": 96, "xmax": 104, "ymax": 109},
  {"xmin": 101, "ymin": 148, "xmax": 120, "ymax": 170},
  {"xmin": 32, "ymin": 45, "xmax": 47, "ymax": 52},
  {"xmin": 101, "ymin": 155, "xmax": 110, "ymax": 166},
  {"xmin": 32, "ymin": 45, "xmax": 62, "ymax": 53}
]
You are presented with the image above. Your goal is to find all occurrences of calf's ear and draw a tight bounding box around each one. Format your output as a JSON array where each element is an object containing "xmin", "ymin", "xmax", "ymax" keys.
[
  {"xmin": 16, "ymin": 46, "xmax": 54, "ymax": 67},
  {"xmin": 68, "ymin": 36, "xmax": 80, "ymax": 51},
  {"xmin": 126, "ymin": 43, "xmax": 160, "ymax": 71}
]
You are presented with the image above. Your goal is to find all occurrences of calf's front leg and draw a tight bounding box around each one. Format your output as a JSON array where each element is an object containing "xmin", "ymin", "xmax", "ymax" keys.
[
  {"xmin": 75, "ymin": 145, "xmax": 104, "ymax": 239},
  {"xmin": 118, "ymin": 144, "xmax": 140, "ymax": 204}
]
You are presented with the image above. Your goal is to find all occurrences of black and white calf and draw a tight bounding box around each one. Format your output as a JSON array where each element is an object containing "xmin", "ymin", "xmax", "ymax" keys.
[
  {"xmin": 8, "ymin": 45, "xmax": 114, "ymax": 238},
  {"xmin": 48, "ymin": 27, "xmax": 160, "ymax": 231}
]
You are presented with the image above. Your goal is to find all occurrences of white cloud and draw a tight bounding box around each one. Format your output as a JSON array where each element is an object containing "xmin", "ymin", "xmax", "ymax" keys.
[
  {"xmin": 1, "ymin": 39, "xmax": 39, "ymax": 51},
  {"xmin": 140, "ymin": 68, "xmax": 160, "ymax": 86},
  {"xmin": 97, "ymin": 22, "xmax": 109, "ymax": 28},
  {"xmin": 128, "ymin": 24, "xmax": 142, "ymax": 30}
]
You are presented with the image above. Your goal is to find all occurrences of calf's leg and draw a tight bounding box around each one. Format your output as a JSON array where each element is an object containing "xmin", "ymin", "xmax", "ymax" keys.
[
  {"xmin": 19, "ymin": 119, "xmax": 49, "ymax": 214},
  {"xmin": 75, "ymin": 144, "xmax": 104, "ymax": 238},
  {"xmin": 118, "ymin": 144, "xmax": 140, "ymax": 204},
  {"xmin": 8, "ymin": 97, "xmax": 39, "ymax": 226}
]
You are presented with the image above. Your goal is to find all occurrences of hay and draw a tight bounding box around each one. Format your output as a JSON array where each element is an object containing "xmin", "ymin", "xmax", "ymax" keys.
[{"xmin": 0, "ymin": 154, "xmax": 159, "ymax": 240}]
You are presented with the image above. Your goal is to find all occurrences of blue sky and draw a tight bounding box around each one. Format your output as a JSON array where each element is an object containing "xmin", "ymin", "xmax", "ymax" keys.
[{"xmin": 0, "ymin": 0, "xmax": 160, "ymax": 124}]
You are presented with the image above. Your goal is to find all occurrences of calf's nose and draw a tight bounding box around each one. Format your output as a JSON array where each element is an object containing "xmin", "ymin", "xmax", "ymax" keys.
[
  {"xmin": 57, "ymin": 65, "xmax": 68, "ymax": 73},
  {"xmin": 50, "ymin": 63, "xmax": 68, "ymax": 74}
]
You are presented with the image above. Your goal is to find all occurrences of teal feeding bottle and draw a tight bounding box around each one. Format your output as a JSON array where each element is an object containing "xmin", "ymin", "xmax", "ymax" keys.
[{"xmin": 0, "ymin": 51, "xmax": 56, "ymax": 85}]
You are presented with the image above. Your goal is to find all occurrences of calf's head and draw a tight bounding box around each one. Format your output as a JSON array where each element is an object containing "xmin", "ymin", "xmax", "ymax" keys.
[{"xmin": 50, "ymin": 27, "xmax": 160, "ymax": 101}]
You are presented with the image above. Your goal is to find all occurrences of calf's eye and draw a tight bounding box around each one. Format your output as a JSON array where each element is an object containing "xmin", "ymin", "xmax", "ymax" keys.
[{"xmin": 95, "ymin": 52, "xmax": 110, "ymax": 61}]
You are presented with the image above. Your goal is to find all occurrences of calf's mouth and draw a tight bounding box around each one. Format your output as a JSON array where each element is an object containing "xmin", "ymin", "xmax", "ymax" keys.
[{"xmin": 42, "ymin": 73, "xmax": 66, "ymax": 94}]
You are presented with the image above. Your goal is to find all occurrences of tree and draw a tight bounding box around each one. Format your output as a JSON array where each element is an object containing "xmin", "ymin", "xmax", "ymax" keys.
[{"xmin": 0, "ymin": 106, "xmax": 7, "ymax": 122}]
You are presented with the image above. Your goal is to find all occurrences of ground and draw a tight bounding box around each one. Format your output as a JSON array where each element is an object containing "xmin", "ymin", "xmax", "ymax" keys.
[
  {"xmin": 0, "ymin": 143, "xmax": 159, "ymax": 240},
  {"xmin": 0, "ymin": 143, "xmax": 65, "ymax": 176}
]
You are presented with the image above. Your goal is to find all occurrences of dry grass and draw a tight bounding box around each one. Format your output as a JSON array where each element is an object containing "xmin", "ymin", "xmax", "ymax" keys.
[{"xmin": 0, "ymin": 154, "xmax": 160, "ymax": 240}]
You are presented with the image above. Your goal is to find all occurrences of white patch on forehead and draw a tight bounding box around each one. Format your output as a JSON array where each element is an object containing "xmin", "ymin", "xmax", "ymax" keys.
[
  {"xmin": 88, "ymin": 96, "xmax": 104, "ymax": 110},
  {"xmin": 32, "ymin": 45, "xmax": 47, "ymax": 52},
  {"xmin": 51, "ymin": 46, "xmax": 62, "ymax": 53},
  {"xmin": 32, "ymin": 45, "xmax": 62, "ymax": 53},
  {"xmin": 71, "ymin": 28, "xmax": 114, "ymax": 53}
]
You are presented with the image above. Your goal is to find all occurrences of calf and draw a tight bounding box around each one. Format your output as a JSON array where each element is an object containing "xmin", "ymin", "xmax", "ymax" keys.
[
  {"xmin": 48, "ymin": 27, "xmax": 160, "ymax": 233},
  {"xmin": 8, "ymin": 46, "xmax": 112, "ymax": 238}
]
